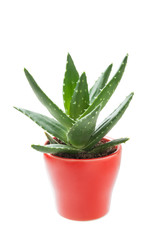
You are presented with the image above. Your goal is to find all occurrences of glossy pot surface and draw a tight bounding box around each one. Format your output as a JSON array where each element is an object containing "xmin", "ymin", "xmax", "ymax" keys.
[{"xmin": 44, "ymin": 138, "xmax": 122, "ymax": 221}]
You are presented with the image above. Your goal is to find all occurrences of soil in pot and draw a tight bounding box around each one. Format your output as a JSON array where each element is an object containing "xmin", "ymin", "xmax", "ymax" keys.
[{"xmin": 47, "ymin": 138, "xmax": 116, "ymax": 159}]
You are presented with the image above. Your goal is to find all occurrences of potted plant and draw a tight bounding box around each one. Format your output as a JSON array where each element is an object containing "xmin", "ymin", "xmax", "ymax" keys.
[{"xmin": 14, "ymin": 53, "xmax": 133, "ymax": 221}]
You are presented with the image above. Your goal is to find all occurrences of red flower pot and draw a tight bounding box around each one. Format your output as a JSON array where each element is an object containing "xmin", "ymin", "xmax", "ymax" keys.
[{"xmin": 44, "ymin": 137, "xmax": 122, "ymax": 221}]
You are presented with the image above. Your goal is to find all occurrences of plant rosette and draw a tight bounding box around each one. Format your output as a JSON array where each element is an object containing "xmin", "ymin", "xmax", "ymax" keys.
[{"xmin": 14, "ymin": 53, "xmax": 133, "ymax": 221}]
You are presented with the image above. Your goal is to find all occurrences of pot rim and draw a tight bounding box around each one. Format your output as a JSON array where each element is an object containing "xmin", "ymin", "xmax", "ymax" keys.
[{"xmin": 44, "ymin": 136, "xmax": 122, "ymax": 162}]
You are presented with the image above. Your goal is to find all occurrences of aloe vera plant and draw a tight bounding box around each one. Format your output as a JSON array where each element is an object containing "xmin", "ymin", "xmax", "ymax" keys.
[{"xmin": 14, "ymin": 53, "xmax": 134, "ymax": 158}]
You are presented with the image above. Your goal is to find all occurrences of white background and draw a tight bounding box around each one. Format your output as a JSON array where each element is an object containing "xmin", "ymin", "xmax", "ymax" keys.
[{"xmin": 0, "ymin": 0, "xmax": 160, "ymax": 239}]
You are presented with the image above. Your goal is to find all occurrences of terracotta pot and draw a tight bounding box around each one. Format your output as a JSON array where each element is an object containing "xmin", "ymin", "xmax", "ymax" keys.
[{"xmin": 44, "ymin": 137, "xmax": 122, "ymax": 221}]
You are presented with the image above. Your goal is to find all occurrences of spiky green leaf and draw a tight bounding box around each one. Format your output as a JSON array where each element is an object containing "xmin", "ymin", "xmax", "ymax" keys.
[
  {"xmin": 89, "ymin": 64, "xmax": 113, "ymax": 103},
  {"xmin": 32, "ymin": 144, "xmax": 83, "ymax": 154},
  {"xmin": 63, "ymin": 53, "xmax": 79, "ymax": 115},
  {"xmin": 24, "ymin": 68, "xmax": 74, "ymax": 129},
  {"xmin": 44, "ymin": 132, "xmax": 58, "ymax": 144},
  {"xmin": 67, "ymin": 104, "xmax": 101, "ymax": 148},
  {"xmin": 14, "ymin": 107, "xmax": 68, "ymax": 143},
  {"xmin": 80, "ymin": 55, "xmax": 128, "ymax": 118},
  {"xmin": 89, "ymin": 138, "xmax": 129, "ymax": 154},
  {"xmin": 69, "ymin": 72, "xmax": 89, "ymax": 120},
  {"xmin": 84, "ymin": 92, "xmax": 134, "ymax": 150}
]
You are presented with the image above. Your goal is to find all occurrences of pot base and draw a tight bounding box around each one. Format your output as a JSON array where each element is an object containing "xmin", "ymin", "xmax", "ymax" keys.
[
  {"xmin": 58, "ymin": 209, "xmax": 110, "ymax": 221},
  {"xmin": 56, "ymin": 193, "xmax": 111, "ymax": 221}
]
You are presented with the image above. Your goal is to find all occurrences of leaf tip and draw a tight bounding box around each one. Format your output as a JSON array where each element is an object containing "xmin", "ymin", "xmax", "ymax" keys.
[
  {"xmin": 67, "ymin": 53, "xmax": 72, "ymax": 62},
  {"xmin": 31, "ymin": 144, "xmax": 39, "ymax": 150},
  {"xmin": 13, "ymin": 106, "xmax": 19, "ymax": 111},
  {"xmin": 24, "ymin": 68, "xmax": 28, "ymax": 74},
  {"xmin": 44, "ymin": 131, "xmax": 50, "ymax": 139},
  {"xmin": 110, "ymin": 63, "xmax": 113, "ymax": 68},
  {"xmin": 130, "ymin": 92, "xmax": 134, "ymax": 98},
  {"xmin": 125, "ymin": 137, "xmax": 130, "ymax": 142},
  {"xmin": 24, "ymin": 68, "xmax": 31, "ymax": 78},
  {"xmin": 81, "ymin": 72, "xmax": 86, "ymax": 78},
  {"xmin": 123, "ymin": 54, "xmax": 129, "ymax": 63},
  {"xmin": 44, "ymin": 132, "xmax": 49, "ymax": 139}
]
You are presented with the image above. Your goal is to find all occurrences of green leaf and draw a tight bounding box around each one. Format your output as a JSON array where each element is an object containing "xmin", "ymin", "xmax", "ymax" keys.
[
  {"xmin": 63, "ymin": 53, "xmax": 79, "ymax": 115},
  {"xmin": 84, "ymin": 92, "xmax": 134, "ymax": 150},
  {"xmin": 44, "ymin": 132, "xmax": 58, "ymax": 144},
  {"xmin": 80, "ymin": 54, "xmax": 128, "ymax": 118},
  {"xmin": 89, "ymin": 64, "xmax": 113, "ymax": 103},
  {"xmin": 89, "ymin": 138, "xmax": 129, "ymax": 154},
  {"xmin": 69, "ymin": 72, "xmax": 89, "ymax": 120},
  {"xmin": 67, "ymin": 104, "xmax": 101, "ymax": 148},
  {"xmin": 32, "ymin": 144, "xmax": 83, "ymax": 154},
  {"xmin": 24, "ymin": 68, "xmax": 74, "ymax": 129},
  {"xmin": 14, "ymin": 107, "xmax": 68, "ymax": 144}
]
